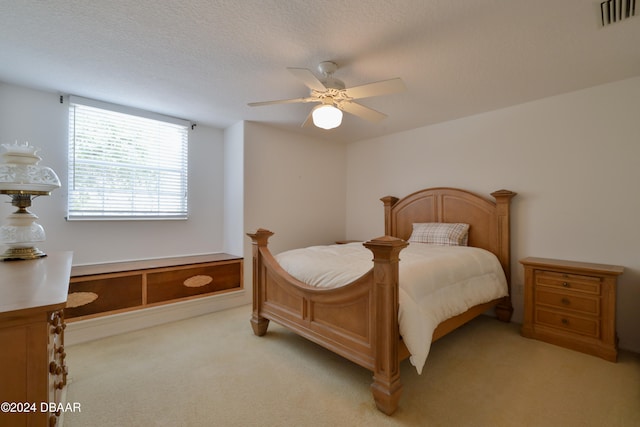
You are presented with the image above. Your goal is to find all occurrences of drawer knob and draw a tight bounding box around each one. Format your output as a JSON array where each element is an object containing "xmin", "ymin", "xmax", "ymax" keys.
[
  {"xmin": 49, "ymin": 361, "xmax": 62, "ymax": 375},
  {"xmin": 561, "ymin": 298, "xmax": 570, "ymax": 305},
  {"xmin": 561, "ymin": 318, "xmax": 569, "ymax": 325},
  {"xmin": 562, "ymin": 282, "xmax": 569, "ymax": 287}
]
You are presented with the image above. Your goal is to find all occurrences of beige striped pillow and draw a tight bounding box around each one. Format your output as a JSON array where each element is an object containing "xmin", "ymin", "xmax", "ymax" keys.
[{"xmin": 408, "ymin": 223, "xmax": 469, "ymax": 246}]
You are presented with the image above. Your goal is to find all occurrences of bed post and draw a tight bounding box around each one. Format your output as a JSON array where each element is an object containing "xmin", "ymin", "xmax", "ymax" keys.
[
  {"xmin": 380, "ymin": 196, "xmax": 399, "ymax": 236},
  {"xmin": 247, "ymin": 228, "xmax": 273, "ymax": 336},
  {"xmin": 363, "ymin": 235, "xmax": 408, "ymax": 415},
  {"xmin": 490, "ymin": 190, "xmax": 517, "ymax": 322}
]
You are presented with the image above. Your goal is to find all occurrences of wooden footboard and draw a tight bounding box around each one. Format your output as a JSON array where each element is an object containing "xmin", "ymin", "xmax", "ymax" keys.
[{"xmin": 248, "ymin": 229, "xmax": 408, "ymax": 414}]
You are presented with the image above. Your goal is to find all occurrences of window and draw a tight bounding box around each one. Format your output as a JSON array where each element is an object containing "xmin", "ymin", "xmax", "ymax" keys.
[{"xmin": 68, "ymin": 96, "xmax": 189, "ymax": 220}]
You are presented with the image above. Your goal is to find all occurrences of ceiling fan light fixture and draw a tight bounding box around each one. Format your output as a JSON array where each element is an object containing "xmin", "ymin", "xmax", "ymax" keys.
[{"xmin": 312, "ymin": 104, "xmax": 343, "ymax": 130}]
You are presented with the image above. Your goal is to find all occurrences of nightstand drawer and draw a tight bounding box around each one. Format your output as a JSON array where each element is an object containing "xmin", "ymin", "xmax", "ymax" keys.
[
  {"xmin": 535, "ymin": 270, "xmax": 601, "ymax": 295},
  {"xmin": 535, "ymin": 288, "xmax": 600, "ymax": 316},
  {"xmin": 535, "ymin": 308, "xmax": 600, "ymax": 338}
]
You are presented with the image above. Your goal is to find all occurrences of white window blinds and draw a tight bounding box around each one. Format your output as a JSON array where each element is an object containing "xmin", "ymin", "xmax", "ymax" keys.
[{"xmin": 68, "ymin": 96, "xmax": 189, "ymax": 220}]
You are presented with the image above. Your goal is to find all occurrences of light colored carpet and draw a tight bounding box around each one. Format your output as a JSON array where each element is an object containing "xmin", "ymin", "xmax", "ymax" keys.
[{"xmin": 64, "ymin": 304, "xmax": 640, "ymax": 427}]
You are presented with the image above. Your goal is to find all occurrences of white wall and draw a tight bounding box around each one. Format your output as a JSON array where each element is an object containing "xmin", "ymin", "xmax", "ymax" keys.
[
  {"xmin": 345, "ymin": 76, "xmax": 640, "ymax": 353},
  {"xmin": 0, "ymin": 83, "xmax": 227, "ymax": 265},
  {"xmin": 223, "ymin": 121, "xmax": 244, "ymax": 257},
  {"xmin": 243, "ymin": 122, "xmax": 347, "ymax": 256}
]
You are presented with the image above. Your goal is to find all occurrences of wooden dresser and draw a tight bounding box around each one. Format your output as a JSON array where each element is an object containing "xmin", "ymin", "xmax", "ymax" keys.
[
  {"xmin": 520, "ymin": 257, "xmax": 624, "ymax": 362},
  {"xmin": 0, "ymin": 252, "xmax": 73, "ymax": 427},
  {"xmin": 67, "ymin": 253, "xmax": 242, "ymax": 320}
]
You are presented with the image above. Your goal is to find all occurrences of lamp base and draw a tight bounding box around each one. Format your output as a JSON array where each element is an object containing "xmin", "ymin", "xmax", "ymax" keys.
[{"xmin": 1, "ymin": 246, "xmax": 47, "ymax": 261}]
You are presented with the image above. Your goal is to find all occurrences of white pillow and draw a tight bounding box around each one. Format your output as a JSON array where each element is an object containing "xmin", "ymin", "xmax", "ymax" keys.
[{"xmin": 408, "ymin": 223, "xmax": 469, "ymax": 246}]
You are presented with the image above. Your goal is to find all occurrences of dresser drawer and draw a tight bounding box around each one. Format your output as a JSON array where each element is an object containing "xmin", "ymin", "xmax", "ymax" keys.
[
  {"xmin": 534, "ymin": 270, "xmax": 601, "ymax": 295},
  {"xmin": 66, "ymin": 274, "xmax": 143, "ymax": 318},
  {"xmin": 147, "ymin": 262, "xmax": 241, "ymax": 304},
  {"xmin": 535, "ymin": 288, "xmax": 600, "ymax": 316},
  {"xmin": 535, "ymin": 308, "xmax": 600, "ymax": 338}
]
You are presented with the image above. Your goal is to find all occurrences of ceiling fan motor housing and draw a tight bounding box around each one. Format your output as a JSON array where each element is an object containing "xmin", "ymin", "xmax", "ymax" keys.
[
  {"xmin": 318, "ymin": 61, "xmax": 338, "ymax": 75},
  {"xmin": 321, "ymin": 77, "xmax": 345, "ymax": 90},
  {"xmin": 318, "ymin": 61, "xmax": 345, "ymax": 90}
]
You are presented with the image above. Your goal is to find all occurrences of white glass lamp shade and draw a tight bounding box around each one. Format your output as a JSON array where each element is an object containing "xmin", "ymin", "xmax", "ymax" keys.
[
  {"xmin": 312, "ymin": 105, "xmax": 343, "ymax": 130},
  {"xmin": 0, "ymin": 211, "xmax": 46, "ymax": 247},
  {"xmin": 0, "ymin": 142, "xmax": 61, "ymax": 194}
]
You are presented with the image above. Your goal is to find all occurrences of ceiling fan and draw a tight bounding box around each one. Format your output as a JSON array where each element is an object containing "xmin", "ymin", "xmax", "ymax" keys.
[{"xmin": 248, "ymin": 61, "xmax": 405, "ymax": 130}]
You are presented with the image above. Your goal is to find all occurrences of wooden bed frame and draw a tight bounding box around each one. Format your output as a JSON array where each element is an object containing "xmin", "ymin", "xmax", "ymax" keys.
[{"xmin": 247, "ymin": 187, "xmax": 516, "ymax": 415}]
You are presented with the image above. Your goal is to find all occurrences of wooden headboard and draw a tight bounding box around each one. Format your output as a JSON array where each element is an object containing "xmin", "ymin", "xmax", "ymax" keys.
[{"xmin": 381, "ymin": 187, "xmax": 516, "ymax": 284}]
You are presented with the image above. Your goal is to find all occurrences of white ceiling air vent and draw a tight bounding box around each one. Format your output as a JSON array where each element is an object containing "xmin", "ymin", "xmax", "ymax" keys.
[{"xmin": 601, "ymin": 0, "xmax": 636, "ymax": 26}]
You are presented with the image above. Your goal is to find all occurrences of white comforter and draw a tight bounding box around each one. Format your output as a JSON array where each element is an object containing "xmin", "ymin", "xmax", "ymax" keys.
[{"xmin": 276, "ymin": 242, "xmax": 508, "ymax": 374}]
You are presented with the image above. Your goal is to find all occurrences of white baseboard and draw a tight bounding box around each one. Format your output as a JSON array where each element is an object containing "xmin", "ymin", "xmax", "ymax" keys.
[{"xmin": 65, "ymin": 290, "xmax": 250, "ymax": 346}]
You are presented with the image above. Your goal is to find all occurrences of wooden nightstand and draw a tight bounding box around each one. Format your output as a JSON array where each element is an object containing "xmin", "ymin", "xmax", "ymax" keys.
[{"xmin": 520, "ymin": 257, "xmax": 624, "ymax": 362}]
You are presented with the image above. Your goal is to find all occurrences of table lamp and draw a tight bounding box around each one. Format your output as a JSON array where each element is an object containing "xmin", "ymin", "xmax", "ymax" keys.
[{"xmin": 0, "ymin": 141, "xmax": 61, "ymax": 260}]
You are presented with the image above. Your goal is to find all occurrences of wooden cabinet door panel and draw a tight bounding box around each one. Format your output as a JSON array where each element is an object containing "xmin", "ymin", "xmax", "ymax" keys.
[
  {"xmin": 66, "ymin": 275, "xmax": 143, "ymax": 318},
  {"xmin": 146, "ymin": 262, "xmax": 241, "ymax": 304}
]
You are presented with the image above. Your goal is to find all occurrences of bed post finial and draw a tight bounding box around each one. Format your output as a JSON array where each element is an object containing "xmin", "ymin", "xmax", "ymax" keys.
[
  {"xmin": 247, "ymin": 228, "xmax": 274, "ymax": 247},
  {"xmin": 490, "ymin": 189, "xmax": 517, "ymax": 201}
]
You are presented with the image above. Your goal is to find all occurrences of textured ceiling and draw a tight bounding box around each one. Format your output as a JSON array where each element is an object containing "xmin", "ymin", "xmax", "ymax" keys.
[{"xmin": 1, "ymin": 0, "xmax": 639, "ymax": 142}]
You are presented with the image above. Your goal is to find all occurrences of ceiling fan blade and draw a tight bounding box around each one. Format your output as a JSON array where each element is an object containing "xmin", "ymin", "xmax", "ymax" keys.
[
  {"xmin": 287, "ymin": 67, "xmax": 327, "ymax": 92},
  {"xmin": 248, "ymin": 97, "xmax": 313, "ymax": 107},
  {"xmin": 344, "ymin": 78, "xmax": 405, "ymax": 100},
  {"xmin": 301, "ymin": 109, "xmax": 313, "ymax": 128},
  {"xmin": 340, "ymin": 101, "xmax": 387, "ymax": 122}
]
